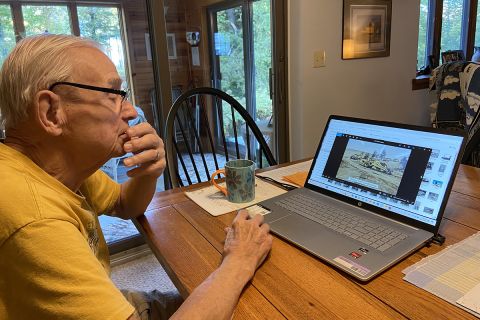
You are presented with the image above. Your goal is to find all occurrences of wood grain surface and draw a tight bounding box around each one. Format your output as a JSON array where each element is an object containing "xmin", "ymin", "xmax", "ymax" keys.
[{"xmin": 136, "ymin": 164, "xmax": 480, "ymax": 319}]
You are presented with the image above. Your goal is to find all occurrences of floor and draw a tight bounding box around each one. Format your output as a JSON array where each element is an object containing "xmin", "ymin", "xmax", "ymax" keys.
[{"xmin": 111, "ymin": 250, "xmax": 177, "ymax": 293}]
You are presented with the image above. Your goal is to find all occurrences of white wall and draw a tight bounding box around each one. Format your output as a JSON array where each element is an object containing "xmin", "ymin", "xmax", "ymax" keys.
[{"xmin": 288, "ymin": 0, "xmax": 432, "ymax": 160}]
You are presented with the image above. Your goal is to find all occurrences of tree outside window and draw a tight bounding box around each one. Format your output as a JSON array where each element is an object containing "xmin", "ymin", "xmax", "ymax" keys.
[
  {"xmin": 416, "ymin": 0, "xmax": 476, "ymax": 74},
  {"xmin": 78, "ymin": 6, "xmax": 127, "ymax": 81},
  {"xmin": 22, "ymin": 5, "xmax": 71, "ymax": 36},
  {"xmin": 0, "ymin": 5, "xmax": 15, "ymax": 66},
  {"xmin": 417, "ymin": 0, "xmax": 429, "ymax": 70},
  {"xmin": 440, "ymin": 0, "xmax": 464, "ymax": 54}
]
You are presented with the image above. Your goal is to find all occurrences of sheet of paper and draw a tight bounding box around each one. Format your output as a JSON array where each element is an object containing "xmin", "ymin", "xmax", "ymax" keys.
[
  {"xmin": 185, "ymin": 178, "xmax": 287, "ymax": 216},
  {"xmin": 458, "ymin": 282, "xmax": 480, "ymax": 316},
  {"xmin": 402, "ymin": 231, "xmax": 480, "ymax": 317},
  {"xmin": 283, "ymin": 171, "xmax": 308, "ymax": 187},
  {"xmin": 257, "ymin": 160, "xmax": 313, "ymax": 186}
]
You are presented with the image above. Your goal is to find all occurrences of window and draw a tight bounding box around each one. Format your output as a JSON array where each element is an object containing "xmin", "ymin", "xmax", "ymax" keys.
[
  {"xmin": 416, "ymin": 0, "xmax": 477, "ymax": 73},
  {"xmin": 22, "ymin": 5, "xmax": 71, "ymax": 36},
  {"xmin": 0, "ymin": 2, "xmax": 128, "ymax": 86},
  {"xmin": 208, "ymin": 0, "xmax": 275, "ymax": 155},
  {"xmin": 78, "ymin": 6, "xmax": 127, "ymax": 80},
  {"xmin": 440, "ymin": 0, "xmax": 465, "ymax": 54},
  {"xmin": 417, "ymin": 0, "xmax": 429, "ymax": 70},
  {"xmin": 0, "ymin": 5, "xmax": 15, "ymax": 66}
]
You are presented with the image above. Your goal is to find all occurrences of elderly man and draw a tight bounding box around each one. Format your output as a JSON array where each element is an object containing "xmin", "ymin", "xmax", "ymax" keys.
[{"xmin": 0, "ymin": 34, "xmax": 272, "ymax": 320}]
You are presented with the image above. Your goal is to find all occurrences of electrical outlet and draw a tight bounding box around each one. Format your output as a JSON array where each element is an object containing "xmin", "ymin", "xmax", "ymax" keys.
[{"xmin": 313, "ymin": 50, "xmax": 326, "ymax": 68}]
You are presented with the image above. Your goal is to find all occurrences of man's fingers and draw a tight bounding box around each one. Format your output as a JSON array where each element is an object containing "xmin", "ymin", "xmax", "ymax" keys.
[
  {"xmin": 125, "ymin": 158, "xmax": 166, "ymax": 178},
  {"xmin": 124, "ymin": 148, "xmax": 164, "ymax": 167},
  {"xmin": 233, "ymin": 209, "xmax": 249, "ymax": 223},
  {"xmin": 124, "ymin": 134, "xmax": 162, "ymax": 155},
  {"xmin": 251, "ymin": 213, "xmax": 265, "ymax": 226},
  {"xmin": 126, "ymin": 122, "xmax": 155, "ymax": 138},
  {"xmin": 260, "ymin": 222, "xmax": 270, "ymax": 234}
]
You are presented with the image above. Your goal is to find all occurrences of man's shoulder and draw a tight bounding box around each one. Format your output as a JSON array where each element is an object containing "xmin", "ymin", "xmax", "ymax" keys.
[
  {"xmin": 0, "ymin": 164, "xmax": 37, "ymax": 206},
  {"xmin": 0, "ymin": 167, "xmax": 41, "ymax": 245},
  {"xmin": 0, "ymin": 165, "xmax": 75, "ymax": 247}
]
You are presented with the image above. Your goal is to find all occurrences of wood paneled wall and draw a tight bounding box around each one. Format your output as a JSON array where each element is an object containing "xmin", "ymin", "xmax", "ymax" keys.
[
  {"xmin": 123, "ymin": 0, "xmax": 155, "ymax": 125},
  {"xmin": 164, "ymin": 0, "xmax": 191, "ymax": 92}
]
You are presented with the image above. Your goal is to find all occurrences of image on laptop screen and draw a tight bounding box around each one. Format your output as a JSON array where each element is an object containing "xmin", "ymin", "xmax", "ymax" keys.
[{"xmin": 307, "ymin": 118, "xmax": 464, "ymax": 226}]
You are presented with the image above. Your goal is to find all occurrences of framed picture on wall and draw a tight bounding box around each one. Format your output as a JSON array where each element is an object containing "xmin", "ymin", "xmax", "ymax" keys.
[
  {"xmin": 342, "ymin": 0, "xmax": 392, "ymax": 59},
  {"xmin": 166, "ymin": 33, "xmax": 177, "ymax": 60}
]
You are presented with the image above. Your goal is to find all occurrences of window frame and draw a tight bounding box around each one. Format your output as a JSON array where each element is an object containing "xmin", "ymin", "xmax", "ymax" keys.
[{"xmin": 414, "ymin": 0, "xmax": 479, "ymax": 89}]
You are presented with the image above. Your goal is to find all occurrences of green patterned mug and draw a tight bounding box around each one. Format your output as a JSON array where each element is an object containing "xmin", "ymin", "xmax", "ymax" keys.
[{"xmin": 210, "ymin": 159, "xmax": 256, "ymax": 203}]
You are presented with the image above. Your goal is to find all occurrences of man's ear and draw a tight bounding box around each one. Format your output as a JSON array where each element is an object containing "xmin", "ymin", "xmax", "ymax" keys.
[{"xmin": 35, "ymin": 90, "xmax": 64, "ymax": 136}]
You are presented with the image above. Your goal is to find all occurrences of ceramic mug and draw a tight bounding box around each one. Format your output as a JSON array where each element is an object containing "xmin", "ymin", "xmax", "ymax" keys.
[{"xmin": 210, "ymin": 159, "xmax": 255, "ymax": 203}]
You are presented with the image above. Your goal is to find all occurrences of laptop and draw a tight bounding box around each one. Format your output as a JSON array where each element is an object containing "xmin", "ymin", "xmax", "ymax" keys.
[{"xmin": 254, "ymin": 115, "xmax": 466, "ymax": 281}]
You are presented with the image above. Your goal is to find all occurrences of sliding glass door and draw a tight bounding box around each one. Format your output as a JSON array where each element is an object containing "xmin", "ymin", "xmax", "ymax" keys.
[{"xmin": 208, "ymin": 0, "xmax": 275, "ymax": 155}]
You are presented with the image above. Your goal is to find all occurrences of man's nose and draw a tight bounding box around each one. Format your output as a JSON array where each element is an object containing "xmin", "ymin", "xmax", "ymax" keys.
[{"xmin": 121, "ymin": 100, "xmax": 138, "ymax": 122}]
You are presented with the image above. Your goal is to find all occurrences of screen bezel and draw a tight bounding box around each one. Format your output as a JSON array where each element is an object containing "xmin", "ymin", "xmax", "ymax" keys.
[{"xmin": 304, "ymin": 115, "xmax": 467, "ymax": 234}]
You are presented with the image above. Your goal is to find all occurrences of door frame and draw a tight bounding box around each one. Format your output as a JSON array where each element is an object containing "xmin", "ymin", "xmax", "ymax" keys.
[{"xmin": 271, "ymin": 0, "xmax": 289, "ymax": 162}]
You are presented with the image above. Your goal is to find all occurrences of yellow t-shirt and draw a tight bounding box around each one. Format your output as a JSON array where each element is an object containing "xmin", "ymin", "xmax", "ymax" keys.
[{"xmin": 0, "ymin": 143, "xmax": 135, "ymax": 320}]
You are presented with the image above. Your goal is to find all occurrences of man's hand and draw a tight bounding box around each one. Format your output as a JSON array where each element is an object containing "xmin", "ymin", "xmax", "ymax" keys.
[
  {"xmin": 222, "ymin": 210, "xmax": 273, "ymax": 280},
  {"xmin": 169, "ymin": 210, "xmax": 272, "ymax": 319},
  {"xmin": 122, "ymin": 122, "xmax": 166, "ymax": 178}
]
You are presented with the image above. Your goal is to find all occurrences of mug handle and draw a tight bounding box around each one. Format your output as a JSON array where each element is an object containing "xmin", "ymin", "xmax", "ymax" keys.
[{"xmin": 210, "ymin": 169, "xmax": 227, "ymax": 196}]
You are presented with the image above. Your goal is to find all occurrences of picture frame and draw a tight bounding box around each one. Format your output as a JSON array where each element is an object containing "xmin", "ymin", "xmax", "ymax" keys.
[
  {"xmin": 342, "ymin": 0, "xmax": 392, "ymax": 60},
  {"xmin": 441, "ymin": 50, "xmax": 465, "ymax": 64},
  {"xmin": 166, "ymin": 33, "xmax": 177, "ymax": 60}
]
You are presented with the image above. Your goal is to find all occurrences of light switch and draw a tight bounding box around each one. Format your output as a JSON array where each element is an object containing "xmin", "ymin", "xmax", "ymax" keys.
[{"xmin": 313, "ymin": 50, "xmax": 326, "ymax": 68}]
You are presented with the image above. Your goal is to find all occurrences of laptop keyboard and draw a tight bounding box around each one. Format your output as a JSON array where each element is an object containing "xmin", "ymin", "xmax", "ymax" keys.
[{"xmin": 275, "ymin": 193, "xmax": 408, "ymax": 252}]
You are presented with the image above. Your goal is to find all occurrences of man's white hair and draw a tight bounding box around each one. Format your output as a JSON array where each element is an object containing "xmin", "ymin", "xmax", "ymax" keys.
[{"xmin": 0, "ymin": 34, "xmax": 100, "ymax": 129}]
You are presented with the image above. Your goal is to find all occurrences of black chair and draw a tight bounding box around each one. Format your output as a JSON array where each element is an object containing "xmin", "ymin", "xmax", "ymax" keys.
[
  {"xmin": 462, "ymin": 114, "xmax": 480, "ymax": 166},
  {"xmin": 165, "ymin": 87, "xmax": 276, "ymax": 188}
]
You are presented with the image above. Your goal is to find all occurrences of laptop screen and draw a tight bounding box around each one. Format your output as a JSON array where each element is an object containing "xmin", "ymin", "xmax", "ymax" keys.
[{"xmin": 306, "ymin": 117, "xmax": 465, "ymax": 226}]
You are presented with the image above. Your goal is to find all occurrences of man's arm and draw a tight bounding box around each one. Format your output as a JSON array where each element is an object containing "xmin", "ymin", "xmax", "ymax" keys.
[
  {"xmin": 171, "ymin": 210, "xmax": 273, "ymax": 320},
  {"xmin": 113, "ymin": 122, "xmax": 166, "ymax": 219}
]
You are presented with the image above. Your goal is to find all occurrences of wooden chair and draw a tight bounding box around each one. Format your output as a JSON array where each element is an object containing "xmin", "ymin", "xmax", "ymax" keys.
[{"xmin": 165, "ymin": 87, "xmax": 276, "ymax": 188}]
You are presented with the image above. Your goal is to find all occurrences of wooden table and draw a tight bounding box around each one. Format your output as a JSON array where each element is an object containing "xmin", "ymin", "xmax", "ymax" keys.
[{"xmin": 136, "ymin": 163, "xmax": 480, "ymax": 319}]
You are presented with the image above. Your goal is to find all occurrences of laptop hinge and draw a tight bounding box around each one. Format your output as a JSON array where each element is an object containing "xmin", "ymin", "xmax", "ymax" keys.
[{"xmin": 427, "ymin": 233, "xmax": 446, "ymax": 246}]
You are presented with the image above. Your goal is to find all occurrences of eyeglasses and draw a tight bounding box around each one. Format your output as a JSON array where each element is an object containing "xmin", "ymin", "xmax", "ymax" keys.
[{"xmin": 48, "ymin": 81, "xmax": 129, "ymax": 102}]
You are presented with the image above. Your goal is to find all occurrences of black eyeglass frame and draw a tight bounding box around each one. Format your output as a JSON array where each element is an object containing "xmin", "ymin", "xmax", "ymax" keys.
[{"xmin": 48, "ymin": 81, "xmax": 129, "ymax": 102}]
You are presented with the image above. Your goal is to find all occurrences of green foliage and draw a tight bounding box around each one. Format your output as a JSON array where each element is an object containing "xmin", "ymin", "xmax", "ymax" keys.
[
  {"xmin": 23, "ymin": 5, "xmax": 70, "ymax": 36},
  {"xmin": 253, "ymin": 0, "xmax": 272, "ymax": 120},
  {"xmin": 78, "ymin": 6, "xmax": 126, "ymax": 80},
  {"xmin": 215, "ymin": 0, "xmax": 272, "ymax": 121},
  {"xmin": 417, "ymin": 0, "xmax": 465, "ymax": 70},
  {"xmin": 0, "ymin": 5, "xmax": 15, "ymax": 66},
  {"xmin": 217, "ymin": 7, "xmax": 246, "ymax": 106},
  {"xmin": 440, "ymin": 0, "xmax": 464, "ymax": 54},
  {"xmin": 417, "ymin": 0, "xmax": 429, "ymax": 70},
  {"xmin": 0, "ymin": 4, "xmax": 126, "ymax": 80}
]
